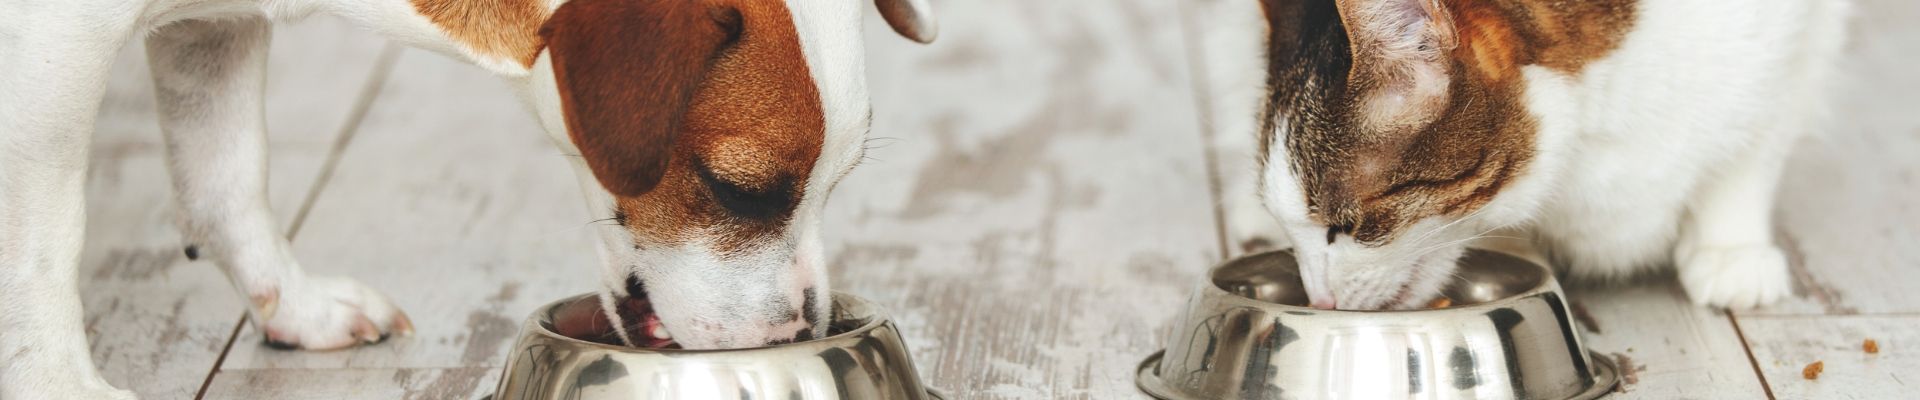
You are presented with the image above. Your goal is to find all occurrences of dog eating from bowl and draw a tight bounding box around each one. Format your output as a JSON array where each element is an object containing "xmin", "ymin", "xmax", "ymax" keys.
[{"xmin": 0, "ymin": 0, "xmax": 934, "ymax": 397}]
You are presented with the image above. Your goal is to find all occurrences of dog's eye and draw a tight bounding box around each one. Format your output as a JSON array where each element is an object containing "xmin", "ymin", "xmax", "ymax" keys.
[{"xmin": 695, "ymin": 163, "xmax": 795, "ymax": 221}]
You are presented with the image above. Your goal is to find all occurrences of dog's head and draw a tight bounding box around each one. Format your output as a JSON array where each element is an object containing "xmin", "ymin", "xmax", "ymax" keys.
[{"xmin": 520, "ymin": 0, "xmax": 933, "ymax": 348}]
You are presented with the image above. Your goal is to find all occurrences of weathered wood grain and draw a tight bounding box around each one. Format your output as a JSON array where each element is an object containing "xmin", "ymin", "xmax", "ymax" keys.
[
  {"xmin": 1178, "ymin": 0, "xmax": 1769, "ymax": 398},
  {"xmin": 828, "ymin": 0, "xmax": 1216, "ymax": 398},
  {"xmin": 1758, "ymin": 0, "xmax": 1920, "ymax": 317},
  {"xmin": 1560, "ymin": 281, "xmax": 1769, "ymax": 398},
  {"xmin": 1179, "ymin": 0, "xmax": 1289, "ymax": 256},
  {"xmin": 207, "ymin": 48, "xmax": 599, "ymax": 400},
  {"xmin": 1739, "ymin": 316, "xmax": 1916, "ymax": 399},
  {"xmin": 201, "ymin": 367, "xmax": 499, "ymax": 400},
  {"xmin": 80, "ymin": 17, "xmax": 392, "ymax": 399}
]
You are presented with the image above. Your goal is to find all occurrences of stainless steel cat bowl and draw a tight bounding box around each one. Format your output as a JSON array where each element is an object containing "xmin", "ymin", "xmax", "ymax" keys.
[
  {"xmin": 492, "ymin": 292, "xmax": 941, "ymax": 400},
  {"xmin": 1138, "ymin": 249, "xmax": 1617, "ymax": 400}
]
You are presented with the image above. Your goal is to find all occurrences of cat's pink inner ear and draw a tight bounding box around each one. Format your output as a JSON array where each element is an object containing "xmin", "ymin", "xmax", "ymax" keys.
[{"xmin": 1337, "ymin": 0, "xmax": 1454, "ymax": 60}]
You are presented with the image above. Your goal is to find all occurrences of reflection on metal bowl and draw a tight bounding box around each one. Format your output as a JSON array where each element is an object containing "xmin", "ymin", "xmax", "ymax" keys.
[
  {"xmin": 493, "ymin": 292, "xmax": 941, "ymax": 400},
  {"xmin": 1138, "ymin": 249, "xmax": 1617, "ymax": 400}
]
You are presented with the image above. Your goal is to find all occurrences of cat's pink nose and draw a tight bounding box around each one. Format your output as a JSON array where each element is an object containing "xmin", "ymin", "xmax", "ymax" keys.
[{"xmin": 1310, "ymin": 299, "xmax": 1338, "ymax": 310}]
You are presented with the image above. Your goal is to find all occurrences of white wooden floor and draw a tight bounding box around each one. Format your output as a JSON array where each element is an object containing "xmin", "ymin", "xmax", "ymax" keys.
[{"xmin": 78, "ymin": 0, "xmax": 1919, "ymax": 399}]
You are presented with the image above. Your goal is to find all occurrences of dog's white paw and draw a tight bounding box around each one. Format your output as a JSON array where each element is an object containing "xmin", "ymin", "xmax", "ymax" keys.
[
  {"xmin": 1678, "ymin": 244, "xmax": 1793, "ymax": 310},
  {"xmin": 253, "ymin": 276, "xmax": 412, "ymax": 350}
]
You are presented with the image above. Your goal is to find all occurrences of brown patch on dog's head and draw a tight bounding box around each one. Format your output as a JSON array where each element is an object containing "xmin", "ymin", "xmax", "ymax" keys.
[
  {"xmin": 412, "ymin": 0, "xmax": 551, "ymax": 67},
  {"xmin": 543, "ymin": 0, "xmax": 822, "ymax": 250},
  {"xmin": 1259, "ymin": 0, "xmax": 1634, "ymax": 244}
]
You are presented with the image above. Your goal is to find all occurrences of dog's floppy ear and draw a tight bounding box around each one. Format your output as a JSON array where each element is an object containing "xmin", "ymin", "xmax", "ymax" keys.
[
  {"xmin": 875, "ymin": 0, "xmax": 938, "ymax": 43},
  {"xmin": 542, "ymin": 0, "xmax": 739, "ymax": 197}
]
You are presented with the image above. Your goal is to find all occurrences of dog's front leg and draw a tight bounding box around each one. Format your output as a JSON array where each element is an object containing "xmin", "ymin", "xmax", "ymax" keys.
[
  {"xmin": 148, "ymin": 17, "xmax": 411, "ymax": 350},
  {"xmin": 0, "ymin": 2, "xmax": 141, "ymax": 398}
]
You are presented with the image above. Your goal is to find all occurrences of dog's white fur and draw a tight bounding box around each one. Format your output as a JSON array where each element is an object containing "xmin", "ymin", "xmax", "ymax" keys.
[
  {"xmin": 0, "ymin": 0, "xmax": 883, "ymax": 397},
  {"xmin": 1235, "ymin": 0, "xmax": 1851, "ymax": 310}
]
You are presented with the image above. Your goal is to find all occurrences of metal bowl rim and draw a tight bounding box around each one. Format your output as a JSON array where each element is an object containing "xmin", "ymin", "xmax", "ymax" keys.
[
  {"xmin": 522, "ymin": 290, "xmax": 890, "ymax": 354},
  {"xmin": 1133, "ymin": 349, "xmax": 1620, "ymax": 400},
  {"xmin": 1205, "ymin": 249, "xmax": 1558, "ymax": 316}
]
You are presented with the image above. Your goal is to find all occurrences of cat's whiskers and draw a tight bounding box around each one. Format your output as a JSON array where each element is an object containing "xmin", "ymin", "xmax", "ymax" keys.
[
  {"xmin": 1400, "ymin": 203, "xmax": 1493, "ymax": 253},
  {"xmin": 1381, "ymin": 205, "xmax": 1494, "ymax": 263},
  {"xmin": 1404, "ymin": 227, "xmax": 1516, "ymax": 262}
]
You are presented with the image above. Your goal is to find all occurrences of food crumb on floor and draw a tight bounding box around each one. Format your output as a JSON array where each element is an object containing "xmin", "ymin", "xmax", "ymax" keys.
[
  {"xmin": 1612, "ymin": 353, "xmax": 1640, "ymax": 387},
  {"xmin": 1803, "ymin": 361, "xmax": 1824, "ymax": 380},
  {"xmin": 1864, "ymin": 338, "xmax": 1879, "ymax": 354}
]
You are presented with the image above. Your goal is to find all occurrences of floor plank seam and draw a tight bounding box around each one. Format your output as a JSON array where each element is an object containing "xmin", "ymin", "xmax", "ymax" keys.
[
  {"xmin": 193, "ymin": 314, "xmax": 249, "ymax": 400},
  {"xmin": 1727, "ymin": 311, "xmax": 1778, "ymax": 400},
  {"xmin": 287, "ymin": 44, "xmax": 403, "ymax": 237},
  {"xmin": 1175, "ymin": 2, "xmax": 1231, "ymax": 261}
]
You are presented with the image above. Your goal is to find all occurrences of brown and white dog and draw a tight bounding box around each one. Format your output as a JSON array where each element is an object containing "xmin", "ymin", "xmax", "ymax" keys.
[{"xmin": 0, "ymin": 0, "xmax": 933, "ymax": 397}]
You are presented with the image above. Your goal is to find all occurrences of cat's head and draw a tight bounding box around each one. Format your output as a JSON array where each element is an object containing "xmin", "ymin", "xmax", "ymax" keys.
[{"xmin": 1253, "ymin": 0, "xmax": 1621, "ymax": 309}]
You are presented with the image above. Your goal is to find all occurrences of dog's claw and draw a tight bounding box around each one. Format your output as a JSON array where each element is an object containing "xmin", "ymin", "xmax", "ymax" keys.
[
  {"xmin": 351, "ymin": 315, "xmax": 382, "ymax": 344},
  {"xmin": 252, "ymin": 291, "xmax": 279, "ymax": 321},
  {"xmin": 248, "ymin": 276, "xmax": 407, "ymax": 350},
  {"xmin": 390, "ymin": 311, "xmax": 416, "ymax": 337}
]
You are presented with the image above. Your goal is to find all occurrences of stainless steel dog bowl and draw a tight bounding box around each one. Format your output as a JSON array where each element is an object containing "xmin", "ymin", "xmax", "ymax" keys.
[
  {"xmin": 493, "ymin": 292, "xmax": 941, "ymax": 400},
  {"xmin": 1138, "ymin": 249, "xmax": 1617, "ymax": 400}
]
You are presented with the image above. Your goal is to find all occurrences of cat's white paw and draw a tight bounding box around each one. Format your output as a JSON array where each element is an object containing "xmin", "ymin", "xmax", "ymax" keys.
[
  {"xmin": 1678, "ymin": 244, "xmax": 1793, "ymax": 309},
  {"xmin": 253, "ymin": 276, "xmax": 413, "ymax": 350}
]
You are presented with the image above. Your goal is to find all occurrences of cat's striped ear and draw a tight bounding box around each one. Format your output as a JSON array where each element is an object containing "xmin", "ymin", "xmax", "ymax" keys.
[{"xmin": 1335, "ymin": 0, "xmax": 1455, "ymax": 133}]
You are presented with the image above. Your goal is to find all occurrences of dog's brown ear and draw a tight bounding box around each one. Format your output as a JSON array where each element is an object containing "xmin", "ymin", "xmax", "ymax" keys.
[
  {"xmin": 875, "ymin": 0, "xmax": 938, "ymax": 43},
  {"xmin": 542, "ymin": 0, "xmax": 738, "ymax": 197}
]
